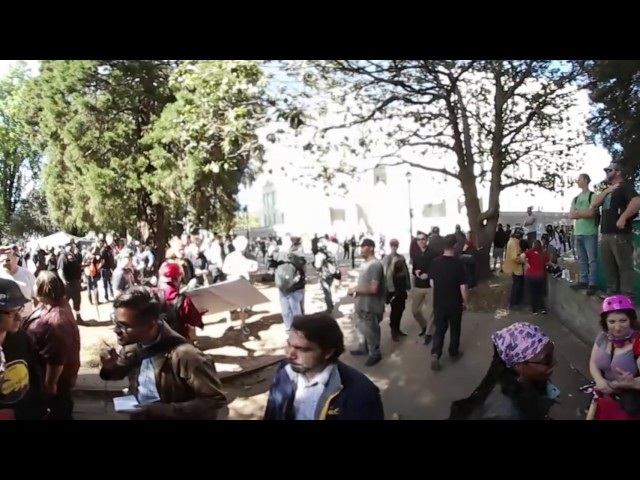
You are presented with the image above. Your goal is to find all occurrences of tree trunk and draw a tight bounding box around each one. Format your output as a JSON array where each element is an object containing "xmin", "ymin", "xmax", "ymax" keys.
[
  {"xmin": 459, "ymin": 171, "xmax": 499, "ymax": 281},
  {"xmin": 154, "ymin": 203, "xmax": 168, "ymax": 264}
]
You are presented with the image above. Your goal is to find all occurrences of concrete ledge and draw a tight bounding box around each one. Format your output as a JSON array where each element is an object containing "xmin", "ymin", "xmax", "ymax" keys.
[{"xmin": 547, "ymin": 276, "xmax": 602, "ymax": 346}]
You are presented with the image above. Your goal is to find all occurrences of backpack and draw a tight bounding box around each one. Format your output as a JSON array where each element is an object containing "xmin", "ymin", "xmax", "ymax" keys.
[
  {"xmin": 156, "ymin": 289, "xmax": 187, "ymax": 334},
  {"xmin": 275, "ymin": 253, "xmax": 305, "ymax": 293},
  {"xmin": 574, "ymin": 192, "xmax": 600, "ymax": 227}
]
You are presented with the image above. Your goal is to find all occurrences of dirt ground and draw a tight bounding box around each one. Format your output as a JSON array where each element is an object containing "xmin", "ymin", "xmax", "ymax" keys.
[{"xmin": 73, "ymin": 255, "xmax": 593, "ymax": 420}]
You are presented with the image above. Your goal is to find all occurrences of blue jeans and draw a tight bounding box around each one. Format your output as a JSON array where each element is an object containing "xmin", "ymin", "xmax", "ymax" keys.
[
  {"xmin": 279, "ymin": 289, "xmax": 305, "ymax": 335},
  {"xmin": 575, "ymin": 235, "xmax": 598, "ymax": 286}
]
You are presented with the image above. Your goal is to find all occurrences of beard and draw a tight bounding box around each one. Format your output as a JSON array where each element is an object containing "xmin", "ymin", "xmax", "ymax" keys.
[{"xmin": 289, "ymin": 362, "xmax": 310, "ymax": 374}]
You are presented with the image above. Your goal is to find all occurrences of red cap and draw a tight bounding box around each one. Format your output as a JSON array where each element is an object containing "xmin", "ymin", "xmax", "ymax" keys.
[
  {"xmin": 390, "ymin": 239, "xmax": 399, "ymax": 247},
  {"xmin": 159, "ymin": 262, "xmax": 183, "ymax": 282}
]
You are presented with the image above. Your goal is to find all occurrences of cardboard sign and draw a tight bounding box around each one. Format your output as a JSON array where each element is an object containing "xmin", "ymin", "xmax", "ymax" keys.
[{"xmin": 185, "ymin": 278, "xmax": 269, "ymax": 315}]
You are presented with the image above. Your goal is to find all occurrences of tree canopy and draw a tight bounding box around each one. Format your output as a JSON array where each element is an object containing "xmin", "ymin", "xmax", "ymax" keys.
[
  {"xmin": 275, "ymin": 60, "xmax": 586, "ymax": 272},
  {"xmin": 0, "ymin": 61, "xmax": 41, "ymax": 225},
  {"xmin": 22, "ymin": 60, "xmax": 268, "ymax": 260},
  {"xmin": 584, "ymin": 60, "xmax": 640, "ymax": 180}
]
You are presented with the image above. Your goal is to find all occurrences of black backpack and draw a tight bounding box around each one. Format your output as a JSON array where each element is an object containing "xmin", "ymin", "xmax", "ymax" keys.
[{"xmin": 156, "ymin": 289, "xmax": 187, "ymax": 334}]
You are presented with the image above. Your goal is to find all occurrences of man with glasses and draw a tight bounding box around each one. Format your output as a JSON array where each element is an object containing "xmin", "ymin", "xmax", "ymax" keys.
[
  {"xmin": 0, "ymin": 278, "xmax": 46, "ymax": 420},
  {"xmin": 591, "ymin": 162, "xmax": 640, "ymax": 299},
  {"xmin": 410, "ymin": 232, "xmax": 438, "ymax": 344},
  {"xmin": 100, "ymin": 286, "xmax": 227, "ymax": 420}
]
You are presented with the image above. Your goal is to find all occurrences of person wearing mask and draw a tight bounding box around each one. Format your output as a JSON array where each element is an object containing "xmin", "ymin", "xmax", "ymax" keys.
[
  {"xmin": 100, "ymin": 287, "xmax": 227, "ymax": 420},
  {"xmin": 0, "ymin": 247, "xmax": 36, "ymax": 320},
  {"xmin": 591, "ymin": 162, "xmax": 640, "ymax": 299},
  {"xmin": 449, "ymin": 322, "xmax": 558, "ymax": 420},
  {"xmin": 382, "ymin": 239, "xmax": 410, "ymax": 341},
  {"xmin": 409, "ymin": 232, "xmax": 437, "ymax": 343},
  {"xmin": 0, "ymin": 279, "xmax": 46, "ymax": 420},
  {"xmin": 264, "ymin": 312, "xmax": 384, "ymax": 420},
  {"xmin": 504, "ymin": 226, "xmax": 526, "ymax": 310},
  {"xmin": 348, "ymin": 238, "xmax": 385, "ymax": 366},
  {"xmin": 23, "ymin": 272, "xmax": 81, "ymax": 420},
  {"xmin": 428, "ymin": 234, "xmax": 469, "ymax": 371}
]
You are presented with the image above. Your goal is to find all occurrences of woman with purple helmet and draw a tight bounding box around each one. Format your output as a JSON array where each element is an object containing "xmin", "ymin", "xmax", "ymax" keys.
[{"xmin": 587, "ymin": 295, "xmax": 640, "ymax": 420}]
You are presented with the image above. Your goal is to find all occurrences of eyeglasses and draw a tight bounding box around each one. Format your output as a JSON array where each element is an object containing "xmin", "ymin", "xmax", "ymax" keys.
[
  {"xmin": 524, "ymin": 354, "xmax": 556, "ymax": 367},
  {"xmin": 0, "ymin": 305, "xmax": 25, "ymax": 315},
  {"xmin": 110, "ymin": 313, "xmax": 137, "ymax": 331}
]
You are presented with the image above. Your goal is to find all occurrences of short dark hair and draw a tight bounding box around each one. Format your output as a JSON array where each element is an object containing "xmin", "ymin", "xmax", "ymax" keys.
[
  {"xmin": 113, "ymin": 286, "xmax": 162, "ymax": 324},
  {"xmin": 579, "ymin": 173, "xmax": 591, "ymax": 184},
  {"xmin": 443, "ymin": 234, "xmax": 457, "ymax": 249},
  {"xmin": 291, "ymin": 312, "xmax": 345, "ymax": 362},
  {"xmin": 360, "ymin": 238, "xmax": 375, "ymax": 249}
]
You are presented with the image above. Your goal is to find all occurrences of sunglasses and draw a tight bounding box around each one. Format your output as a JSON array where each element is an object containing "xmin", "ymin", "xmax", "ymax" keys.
[{"xmin": 110, "ymin": 313, "xmax": 143, "ymax": 331}]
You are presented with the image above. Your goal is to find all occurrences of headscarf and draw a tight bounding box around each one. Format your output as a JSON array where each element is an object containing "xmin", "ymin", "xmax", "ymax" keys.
[{"xmin": 491, "ymin": 322, "xmax": 551, "ymax": 367}]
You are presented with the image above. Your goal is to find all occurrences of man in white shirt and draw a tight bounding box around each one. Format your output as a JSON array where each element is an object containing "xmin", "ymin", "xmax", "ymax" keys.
[{"xmin": 0, "ymin": 247, "xmax": 36, "ymax": 318}]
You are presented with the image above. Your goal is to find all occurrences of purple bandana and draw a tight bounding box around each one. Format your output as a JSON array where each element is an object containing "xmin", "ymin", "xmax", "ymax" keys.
[{"xmin": 491, "ymin": 322, "xmax": 551, "ymax": 367}]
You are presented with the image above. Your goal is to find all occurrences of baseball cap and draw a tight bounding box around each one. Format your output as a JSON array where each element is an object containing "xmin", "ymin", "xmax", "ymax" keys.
[
  {"xmin": 389, "ymin": 239, "xmax": 399, "ymax": 247},
  {"xmin": 0, "ymin": 278, "xmax": 28, "ymax": 310},
  {"xmin": 360, "ymin": 238, "xmax": 376, "ymax": 249}
]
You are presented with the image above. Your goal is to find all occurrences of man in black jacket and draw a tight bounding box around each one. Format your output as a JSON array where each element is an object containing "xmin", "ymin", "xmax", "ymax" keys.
[
  {"xmin": 0, "ymin": 278, "xmax": 46, "ymax": 420},
  {"xmin": 410, "ymin": 232, "xmax": 439, "ymax": 344}
]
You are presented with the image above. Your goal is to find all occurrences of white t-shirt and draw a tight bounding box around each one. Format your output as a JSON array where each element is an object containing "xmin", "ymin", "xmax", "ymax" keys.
[{"xmin": 0, "ymin": 266, "xmax": 36, "ymax": 318}]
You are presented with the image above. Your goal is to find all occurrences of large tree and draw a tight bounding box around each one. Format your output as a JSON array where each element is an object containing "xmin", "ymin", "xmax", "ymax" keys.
[
  {"xmin": 1, "ymin": 187, "xmax": 57, "ymax": 242},
  {"xmin": 24, "ymin": 60, "xmax": 267, "ymax": 261},
  {"xmin": 0, "ymin": 61, "xmax": 41, "ymax": 224},
  {"xmin": 584, "ymin": 60, "xmax": 640, "ymax": 180},
  {"xmin": 277, "ymin": 60, "xmax": 585, "ymax": 275}
]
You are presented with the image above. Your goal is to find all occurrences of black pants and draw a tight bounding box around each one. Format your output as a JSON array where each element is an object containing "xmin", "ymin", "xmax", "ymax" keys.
[
  {"xmin": 509, "ymin": 274, "xmax": 524, "ymax": 307},
  {"xmin": 48, "ymin": 394, "xmax": 74, "ymax": 420},
  {"xmin": 528, "ymin": 276, "xmax": 546, "ymax": 313},
  {"xmin": 66, "ymin": 280, "xmax": 82, "ymax": 312},
  {"xmin": 101, "ymin": 269, "xmax": 113, "ymax": 299},
  {"xmin": 431, "ymin": 306, "xmax": 463, "ymax": 358},
  {"xmin": 388, "ymin": 294, "xmax": 406, "ymax": 333},
  {"xmin": 320, "ymin": 276, "xmax": 334, "ymax": 311}
]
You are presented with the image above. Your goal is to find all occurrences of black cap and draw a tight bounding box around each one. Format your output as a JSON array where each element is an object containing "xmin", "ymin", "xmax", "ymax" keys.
[
  {"xmin": 0, "ymin": 278, "xmax": 28, "ymax": 310},
  {"xmin": 360, "ymin": 238, "xmax": 375, "ymax": 249}
]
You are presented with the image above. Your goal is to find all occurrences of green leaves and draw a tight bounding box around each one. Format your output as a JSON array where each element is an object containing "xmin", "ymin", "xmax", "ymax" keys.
[
  {"xmin": 0, "ymin": 62, "xmax": 42, "ymax": 224},
  {"xmin": 585, "ymin": 60, "xmax": 640, "ymax": 180},
  {"xmin": 25, "ymin": 60, "xmax": 269, "ymax": 244}
]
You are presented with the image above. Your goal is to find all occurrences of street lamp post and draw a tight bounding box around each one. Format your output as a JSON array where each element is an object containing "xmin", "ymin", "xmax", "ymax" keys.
[{"xmin": 406, "ymin": 171, "xmax": 413, "ymax": 238}]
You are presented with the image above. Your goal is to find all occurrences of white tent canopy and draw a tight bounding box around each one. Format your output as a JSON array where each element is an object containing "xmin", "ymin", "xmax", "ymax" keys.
[{"xmin": 26, "ymin": 231, "xmax": 82, "ymax": 250}]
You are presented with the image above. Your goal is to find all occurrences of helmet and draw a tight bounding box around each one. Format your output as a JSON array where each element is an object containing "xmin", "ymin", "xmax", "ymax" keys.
[
  {"xmin": 601, "ymin": 295, "xmax": 635, "ymax": 315},
  {"xmin": 159, "ymin": 262, "xmax": 183, "ymax": 282},
  {"xmin": 0, "ymin": 278, "xmax": 28, "ymax": 310}
]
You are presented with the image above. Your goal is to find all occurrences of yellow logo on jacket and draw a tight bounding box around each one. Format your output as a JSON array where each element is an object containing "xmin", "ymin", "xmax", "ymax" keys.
[
  {"xmin": 327, "ymin": 407, "xmax": 340, "ymax": 416},
  {"xmin": 0, "ymin": 360, "xmax": 28, "ymax": 405}
]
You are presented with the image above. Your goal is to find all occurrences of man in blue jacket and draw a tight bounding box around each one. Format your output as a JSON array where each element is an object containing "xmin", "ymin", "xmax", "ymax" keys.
[{"xmin": 264, "ymin": 312, "xmax": 384, "ymax": 420}]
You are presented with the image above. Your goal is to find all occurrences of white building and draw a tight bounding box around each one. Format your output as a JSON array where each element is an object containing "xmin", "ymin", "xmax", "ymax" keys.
[{"xmin": 239, "ymin": 82, "xmax": 612, "ymax": 246}]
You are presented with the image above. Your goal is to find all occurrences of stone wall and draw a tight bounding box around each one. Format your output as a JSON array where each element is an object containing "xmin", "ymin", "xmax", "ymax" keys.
[{"xmin": 547, "ymin": 276, "xmax": 602, "ymax": 345}]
